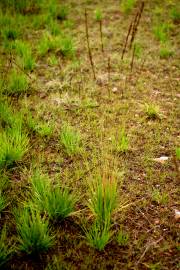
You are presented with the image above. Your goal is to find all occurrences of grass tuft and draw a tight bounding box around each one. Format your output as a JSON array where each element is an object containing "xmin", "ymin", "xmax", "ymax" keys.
[
  {"xmin": 31, "ymin": 171, "xmax": 77, "ymax": 220},
  {"xmin": 120, "ymin": 0, "xmax": 136, "ymax": 14},
  {"xmin": 84, "ymin": 220, "xmax": 112, "ymax": 251},
  {"xmin": 15, "ymin": 206, "xmax": 54, "ymax": 255},
  {"xmin": 145, "ymin": 103, "xmax": 160, "ymax": 120},
  {"xmin": 60, "ymin": 124, "xmax": 82, "ymax": 156},
  {"xmin": 15, "ymin": 40, "xmax": 35, "ymax": 71},
  {"xmin": 112, "ymin": 128, "xmax": 129, "ymax": 153},
  {"xmin": 117, "ymin": 229, "xmax": 129, "ymax": 246},
  {"xmin": 0, "ymin": 226, "xmax": 14, "ymax": 267},
  {"xmin": 0, "ymin": 125, "xmax": 29, "ymax": 168},
  {"xmin": 7, "ymin": 70, "xmax": 29, "ymax": 95}
]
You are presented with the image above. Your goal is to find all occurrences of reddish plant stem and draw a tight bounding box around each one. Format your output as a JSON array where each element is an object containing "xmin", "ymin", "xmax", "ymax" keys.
[
  {"xmin": 121, "ymin": 20, "xmax": 133, "ymax": 60},
  {"xmin": 85, "ymin": 9, "xmax": 96, "ymax": 81},
  {"xmin": 129, "ymin": 1, "xmax": 145, "ymax": 49},
  {"xmin": 99, "ymin": 20, "xmax": 104, "ymax": 53}
]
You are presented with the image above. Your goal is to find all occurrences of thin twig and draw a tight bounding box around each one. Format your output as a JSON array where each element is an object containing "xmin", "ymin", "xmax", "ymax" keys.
[
  {"xmin": 107, "ymin": 56, "xmax": 111, "ymax": 98},
  {"xmin": 99, "ymin": 20, "xmax": 104, "ymax": 53},
  {"xmin": 12, "ymin": 59, "xmax": 33, "ymax": 80},
  {"xmin": 121, "ymin": 20, "xmax": 133, "ymax": 60},
  {"xmin": 136, "ymin": 237, "xmax": 163, "ymax": 266},
  {"xmin": 84, "ymin": 9, "xmax": 96, "ymax": 81},
  {"xmin": 129, "ymin": 2, "xmax": 145, "ymax": 49},
  {"xmin": 130, "ymin": 44, "xmax": 136, "ymax": 71}
]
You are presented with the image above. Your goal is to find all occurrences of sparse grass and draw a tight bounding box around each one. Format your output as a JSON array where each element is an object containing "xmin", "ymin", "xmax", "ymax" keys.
[
  {"xmin": 15, "ymin": 206, "xmax": 54, "ymax": 255},
  {"xmin": 38, "ymin": 33, "xmax": 54, "ymax": 56},
  {"xmin": 112, "ymin": 128, "xmax": 129, "ymax": 153},
  {"xmin": 0, "ymin": 193, "xmax": 6, "ymax": 213},
  {"xmin": 170, "ymin": 6, "xmax": 180, "ymax": 22},
  {"xmin": 48, "ymin": 54, "xmax": 58, "ymax": 66},
  {"xmin": 134, "ymin": 42, "xmax": 143, "ymax": 58},
  {"xmin": 120, "ymin": 0, "xmax": 136, "ymax": 14},
  {"xmin": 38, "ymin": 33, "xmax": 75, "ymax": 58},
  {"xmin": 151, "ymin": 189, "xmax": 169, "ymax": 205},
  {"xmin": 0, "ymin": 101, "xmax": 23, "ymax": 128},
  {"xmin": 56, "ymin": 5, "xmax": 69, "ymax": 21},
  {"xmin": 159, "ymin": 44, "xmax": 174, "ymax": 59},
  {"xmin": 26, "ymin": 114, "xmax": 54, "ymax": 137},
  {"xmin": 7, "ymin": 70, "xmax": 29, "ymax": 95},
  {"xmin": 116, "ymin": 229, "xmax": 129, "ymax": 246},
  {"xmin": 31, "ymin": 171, "xmax": 77, "ymax": 220},
  {"xmin": 0, "ymin": 0, "xmax": 179, "ymax": 268},
  {"xmin": 60, "ymin": 124, "xmax": 82, "ymax": 156},
  {"xmin": 0, "ymin": 226, "xmax": 14, "ymax": 268}
]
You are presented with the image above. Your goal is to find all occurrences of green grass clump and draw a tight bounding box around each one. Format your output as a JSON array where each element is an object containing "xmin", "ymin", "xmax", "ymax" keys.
[
  {"xmin": 31, "ymin": 171, "xmax": 77, "ymax": 220},
  {"xmin": 170, "ymin": 6, "xmax": 180, "ymax": 22},
  {"xmin": 56, "ymin": 5, "xmax": 69, "ymax": 21},
  {"xmin": 38, "ymin": 33, "xmax": 54, "ymax": 56},
  {"xmin": 145, "ymin": 103, "xmax": 160, "ymax": 120},
  {"xmin": 15, "ymin": 40, "xmax": 35, "ymax": 71},
  {"xmin": 60, "ymin": 124, "xmax": 82, "ymax": 156},
  {"xmin": 55, "ymin": 36, "xmax": 75, "ymax": 58},
  {"xmin": 26, "ymin": 113, "xmax": 54, "ymax": 137},
  {"xmin": 117, "ymin": 229, "xmax": 129, "ymax": 246},
  {"xmin": 15, "ymin": 207, "xmax": 54, "ymax": 255},
  {"xmin": 95, "ymin": 9, "xmax": 103, "ymax": 21},
  {"xmin": 0, "ymin": 126, "xmax": 29, "ymax": 168},
  {"xmin": 84, "ymin": 173, "xmax": 117, "ymax": 250},
  {"xmin": 2, "ymin": 0, "xmax": 43, "ymax": 14},
  {"xmin": 134, "ymin": 42, "xmax": 143, "ymax": 58},
  {"xmin": 120, "ymin": 0, "xmax": 136, "ymax": 14},
  {"xmin": 153, "ymin": 23, "xmax": 170, "ymax": 43},
  {"xmin": 87, "ymin": 174, "xmax": 117, "ymax": 223},
  {"xmin": 0, "ymin": 226, "xmax": 14, "ymax": 268},
  {"xmin": 1, "ymin": 27, "xmax": 19, "ymax": 41},
  {"xmin": 112, "ymin": 128, "xmax": 129, "ymax": 153},
  {"xmin": 7, "ymin": 70, "xmax": 29, "ymax": 95},
  {"xmin": 159, "ymin": 44, "xmax": 174, "ymax": 59},
  {"xmin": 47, "ymin": 19, "xmax": 61, "ymax": 36},
  {"xmin": 48, "ymin": 1, "xmax": 69, "ymax": 21},
  {"xmin": 0, "ymin": 101, "xmax": 23, "ymax": 128}
]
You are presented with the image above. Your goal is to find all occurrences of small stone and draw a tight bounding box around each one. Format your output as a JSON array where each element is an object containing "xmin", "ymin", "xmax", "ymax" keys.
[
  {"xmin": 112, "ymin": 87, "xmax": 118, "ymax": 93},
  {"xmin": 174, "ymin": 209, "xmax": 180, "ymax": 221},
  {"xmin": 153, "ymin": 156, "xmax": 169, "ymax": 164}
]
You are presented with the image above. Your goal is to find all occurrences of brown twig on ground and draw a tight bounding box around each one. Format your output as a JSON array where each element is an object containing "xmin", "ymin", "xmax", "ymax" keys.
[
  {"xmin": 107, "ymin": 56, "xmax": 111, "ymax": 98},
  {"xmin": 84, "ymin": 9, "xmax": 96, "ymax": 81},
  {"xmin": 130, "ymin": 44, "xmax": 136, "ymax": 71},
  {"xmin": 121, "ymin": 20, "xmax": 133, "ymax": 60},
  {"xmin": 129, "ymin": 1, "xmax": 145, "ymax": 49},
  {"xmin": 135, "ymin": 237, "xmax": 163, "ymax": 266},
  {"xmin": 99, "ymin": 20, "xmax": 104, "ymax": 53},
  {"xmin": 173, "ymin": 155, "xmax": 180, "ymax": 182}
]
